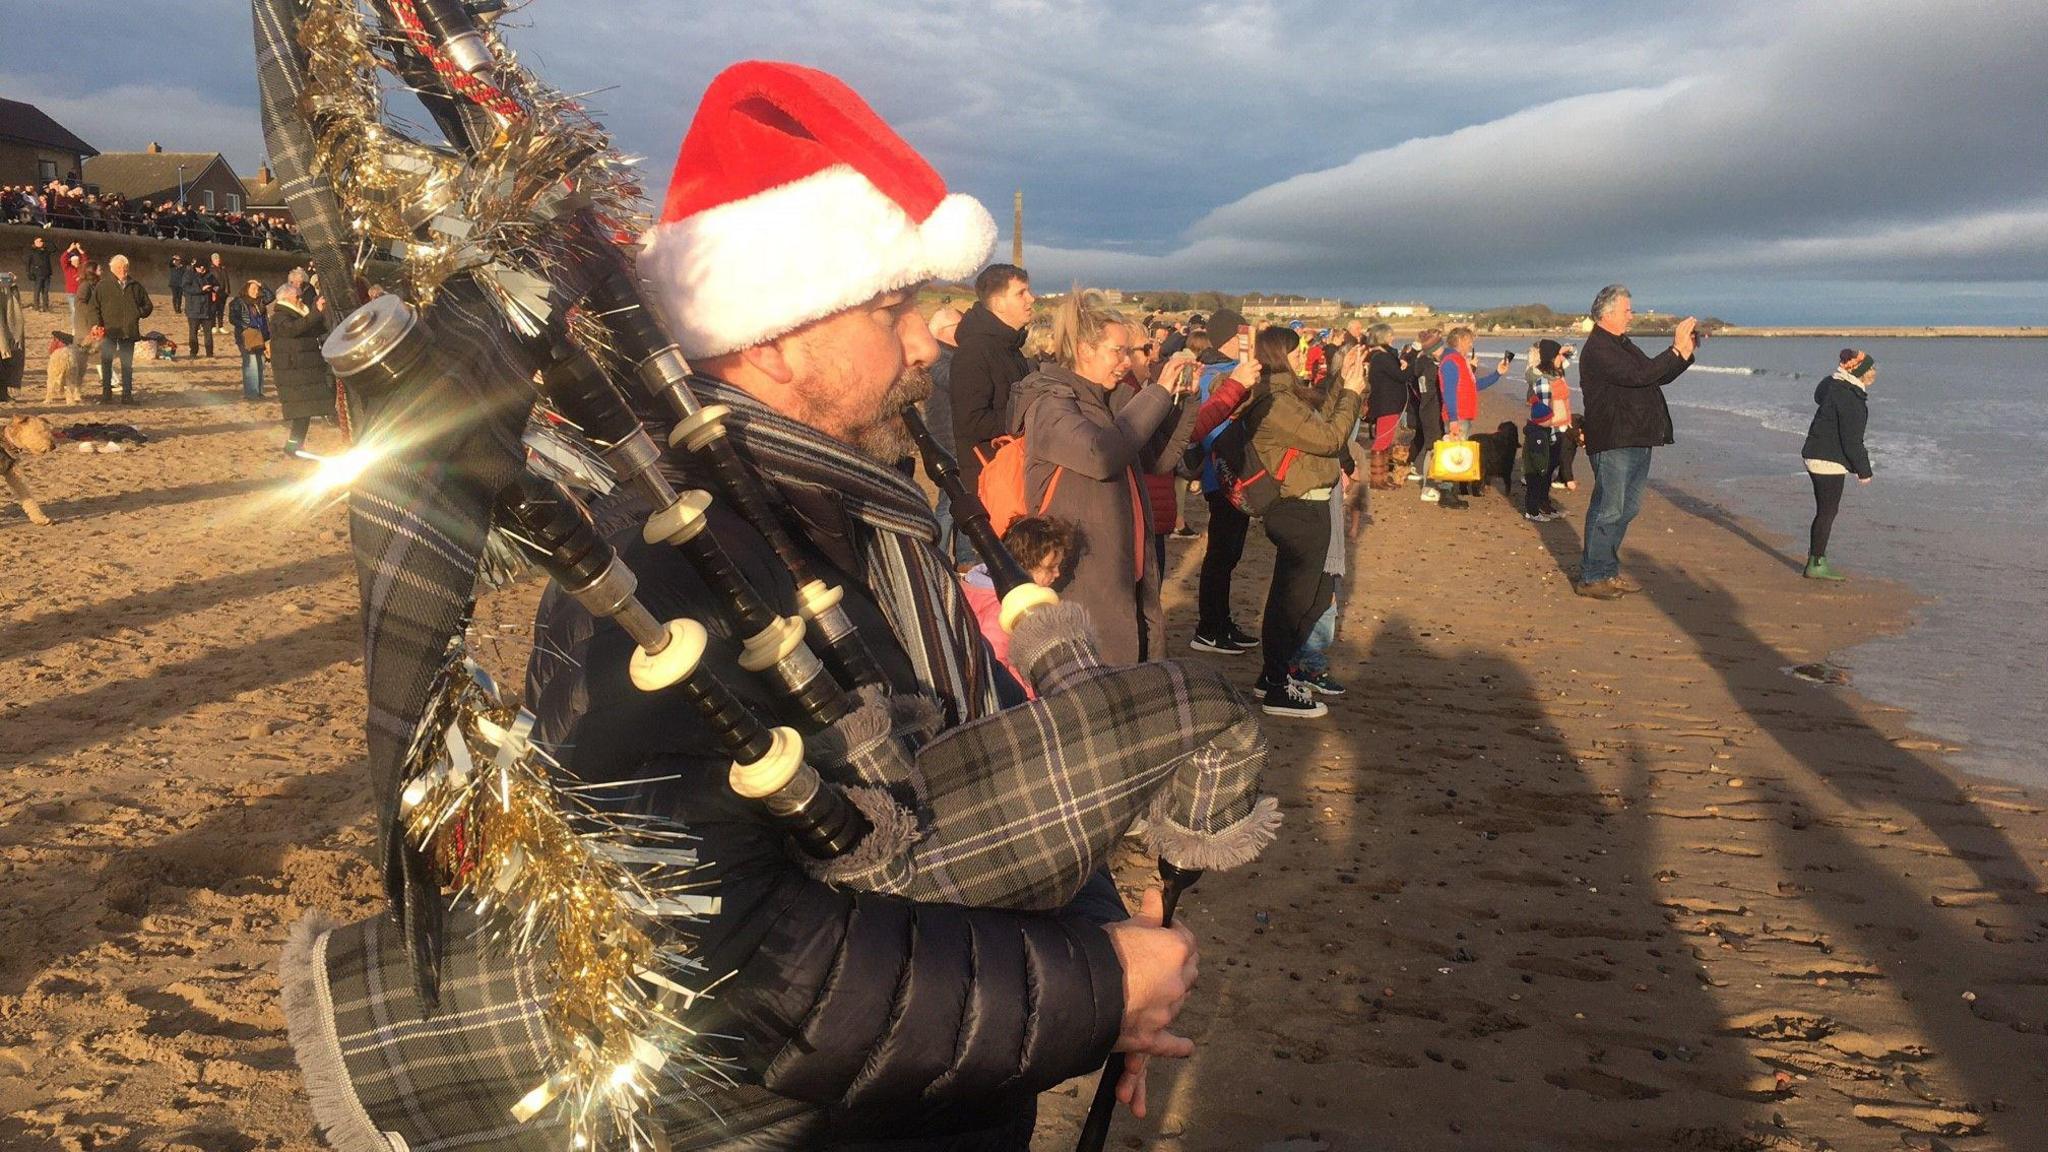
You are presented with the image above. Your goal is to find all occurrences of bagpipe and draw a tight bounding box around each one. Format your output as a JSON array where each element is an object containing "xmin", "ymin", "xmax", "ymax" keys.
[{"xmin": 256, "ymin": 2, "xmax": 1280, "ymax": 1148}]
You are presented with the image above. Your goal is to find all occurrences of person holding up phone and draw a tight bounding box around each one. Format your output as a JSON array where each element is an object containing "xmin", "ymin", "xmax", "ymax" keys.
[
  {"xmin": 1433, "ymin": 327, "xmax": 1512, "ymax": 509},
  {"xmin": 1574, "ymin": 284, "xmax": 1697, "ymax": 599}
]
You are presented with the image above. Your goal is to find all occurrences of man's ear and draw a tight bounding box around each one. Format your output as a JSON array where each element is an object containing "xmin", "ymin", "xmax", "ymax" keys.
[{"xmin": 739, "ymin": 338, "xmax": 796, "ymax": 385}]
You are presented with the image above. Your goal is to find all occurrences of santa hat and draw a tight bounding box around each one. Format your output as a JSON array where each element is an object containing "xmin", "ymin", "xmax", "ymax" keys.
[{"xmin": 639, "ymin": 61, "xmax": 996, "ymax": 360}]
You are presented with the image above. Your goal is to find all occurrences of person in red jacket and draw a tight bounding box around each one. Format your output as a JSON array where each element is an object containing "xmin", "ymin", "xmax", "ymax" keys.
[{"xmin": 1433, "ymin": 326, "xmax": 1511, "ymax": 509}]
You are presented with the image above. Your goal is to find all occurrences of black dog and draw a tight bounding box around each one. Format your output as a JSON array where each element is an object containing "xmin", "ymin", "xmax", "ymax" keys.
[{"xmin": 1469, "ymin": 421, "xmax": 1521, "ymax": 498}]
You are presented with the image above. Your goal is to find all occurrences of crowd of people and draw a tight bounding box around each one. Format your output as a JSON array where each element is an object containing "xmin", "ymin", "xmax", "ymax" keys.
[
  {"xmin": 3, "ymin": 181, "xmax": 302, "ymax": 249},
  {"xmin": 917, "ymin": 271, "xmax": 1774, "ymax": 719},
  {"xmin": 18, "ymin": 236, "xmax": 338, "ymax": 457}
]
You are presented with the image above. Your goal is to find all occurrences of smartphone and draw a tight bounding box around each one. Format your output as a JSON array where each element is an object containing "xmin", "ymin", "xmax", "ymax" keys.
[
  {"xmin": 1503, "ymin": 351, "xmax": 1516, "ymax": 363},
  {"xmin": 1236, "ymin": 324, "xmax": 1251, "ymax": 355}
]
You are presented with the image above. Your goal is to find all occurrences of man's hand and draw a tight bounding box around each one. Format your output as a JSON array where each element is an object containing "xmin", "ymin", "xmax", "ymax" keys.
[
  {"xmin": 1104, "ymin": 886, "xmax": 1199, "ymax": 1117},
  {"xmin": 90, "ymin": 325, "xmax": 104, "ymax": 341},
  {"xmin": 1673, "ymin": 317, "xmax": 1698, "ymax": 359}
]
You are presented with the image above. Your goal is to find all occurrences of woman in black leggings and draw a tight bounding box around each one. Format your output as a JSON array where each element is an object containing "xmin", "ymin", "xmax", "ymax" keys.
[{"xmin": 1798, "ymin": 349, "xmax": 1876, "ymax": 580}]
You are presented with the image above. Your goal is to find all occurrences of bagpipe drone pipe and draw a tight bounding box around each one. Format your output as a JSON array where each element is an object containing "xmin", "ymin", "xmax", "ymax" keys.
[{"xmin": 257, "ymin": 0, "xmax": 1280, "ymax": 1147}]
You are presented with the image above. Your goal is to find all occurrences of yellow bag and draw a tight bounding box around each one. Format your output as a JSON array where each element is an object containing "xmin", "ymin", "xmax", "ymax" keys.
[{"xmin": 1427, "ymin": 437, "xmax": 1482, "ymax": 483}]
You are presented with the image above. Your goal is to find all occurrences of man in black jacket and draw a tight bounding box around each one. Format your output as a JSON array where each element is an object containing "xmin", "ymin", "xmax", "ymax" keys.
[
  {"xmin": 167, "ymin": 254, "xmax": 188, "ymax": 315},
  {"xmin": 25, "ymin": 236, "xmax": 54, "ymax": 312},
  {"xmin": 1574, "ymin": 283, "xmax": 1696, "ymax": 599},
  {"xmin": 949, "ymin": 262, "xmax": 1034, "ymax": 515},
  {"xmin": 542, "ymin": 61, "xmax": 1197, "ymax": 1150},
  {"xmin": 84, "ymin": 254, "xmax": 152, "ymax": 404}
]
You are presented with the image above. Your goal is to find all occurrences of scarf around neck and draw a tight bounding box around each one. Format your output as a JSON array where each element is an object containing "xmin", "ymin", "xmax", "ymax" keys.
[{"xmin": 690, "ymin": 376, "xmax": 1000, "ymax": 724}]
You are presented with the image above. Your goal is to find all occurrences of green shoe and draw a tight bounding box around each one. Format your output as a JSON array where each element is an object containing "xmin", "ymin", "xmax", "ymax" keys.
[{"xmin": 1804, "ymin": 556, "xmax": 1846, "ymax": 581}]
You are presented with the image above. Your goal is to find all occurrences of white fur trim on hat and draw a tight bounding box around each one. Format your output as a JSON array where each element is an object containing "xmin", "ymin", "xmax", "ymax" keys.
[{"xmin": 638, "ymin": 165, "xmax": 996, "ymax": 360}]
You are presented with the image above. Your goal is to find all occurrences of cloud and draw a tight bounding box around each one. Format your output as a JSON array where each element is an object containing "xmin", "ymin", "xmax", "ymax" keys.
[
  {"xmin": 6, "ymin": 0, "xmax": 2042, "ymax": 320},
  {"xmin": 1023, "ymin": 1, "xmax": 2048, "ymax": 309}
]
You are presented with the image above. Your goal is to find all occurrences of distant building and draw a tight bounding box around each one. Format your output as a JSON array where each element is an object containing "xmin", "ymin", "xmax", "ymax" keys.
[
  {"xmin": 84, "ymin": 144, "xmax": 250, "ymax": 213},
  {"xmin": 0, "ymin": 97, "xmax": 97, "ymax": 186},
  {"xmin": 1244, "ymin": 295, "xmax": 1346, "ymax": 318},
  {"xmin": 242, "ymin": 163, "xmax": 294, "ymax": 225},
  {"xmin": 1360, "ymin": 301, "xmax": 1432, "ymax": 319}
]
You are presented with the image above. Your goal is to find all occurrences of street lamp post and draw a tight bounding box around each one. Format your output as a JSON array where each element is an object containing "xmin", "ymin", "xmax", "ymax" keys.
[{"xmin": 177, "ymin": 165, "xmax": 188, "ymax": 206}]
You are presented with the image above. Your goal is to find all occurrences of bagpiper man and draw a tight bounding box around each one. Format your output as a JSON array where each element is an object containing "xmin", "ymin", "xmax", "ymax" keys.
[{"xmin": 541, "ymin": 60, "xmax": 1203, "ymax": 1149}]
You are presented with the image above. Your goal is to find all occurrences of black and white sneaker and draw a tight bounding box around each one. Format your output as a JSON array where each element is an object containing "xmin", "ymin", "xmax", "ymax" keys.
[
  {"xmin": 1190, "ymin": 633, "xmax": 1249, "ymax": 655},
  {"xmin": 1225, "ymin": 623, "xmax": 1261, "ymax": 648},
  {"xmin": 1261, "ymin": 680, "xmax": 1328, "ymax": 718}
]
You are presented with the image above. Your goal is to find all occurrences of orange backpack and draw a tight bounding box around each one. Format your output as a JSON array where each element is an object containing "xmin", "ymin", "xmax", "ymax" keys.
[{"xmin": 975, "ymin": 435, "xmax": 1064, "ymax": 539}]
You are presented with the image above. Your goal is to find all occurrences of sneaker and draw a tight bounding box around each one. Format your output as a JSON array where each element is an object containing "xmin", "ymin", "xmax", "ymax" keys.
[
  {"xmin": 1542, "ymin": 504, "xmax": 1568, "ymax": 517},
  {"xmin": 1551, "ymin": 480, "xmax": 1566, "ymax": 489},
  {"xmin": 1170, "ymin": 525, "xmax": 1199, "ymax": 539},
  {"xmin": 1420, "ymin": 486, "xmax": 1440, "ymax": 503},
  {"xmin": 1803, "ymin": 557, "xmax": 1846, "ymax": 582},
  {"xmin": 1190, "ymin": 633, "xmax": 1249, "ymax": 655},
  {"xmin": 1608, "ymin": 574, "xmax": 1644, "ymax": 594},
  {"xmin": 1292, "ymin": 669, "xmax": 1346, "ymax": 697},
  {"xmin": 1262, "ymin": 680, "xmax": 1328, "ymax": 718},
  {"xmin": 1574, "ymin": 579, "xmax": 1626, "ymax": 600},
  {"xmin": 1253, "ymin": 672, "xmax": 1290, "ymax": 694},
  {"xmin": 1405, "ymin": 469, "xmax": 1423, "ymax": 483},
  {"xmin": 1523, "ymin": 512, "xmax": 1552, "ymax": 523},
  {"xmin": 1225, "ymin": 623, "xmax": 1260, "ymax": 648}
]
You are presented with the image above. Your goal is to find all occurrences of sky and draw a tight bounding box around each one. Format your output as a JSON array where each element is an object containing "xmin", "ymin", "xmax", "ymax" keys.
[{"xmin": 7, "ymin": 0, "xmax": 2046, "ymax": 324}]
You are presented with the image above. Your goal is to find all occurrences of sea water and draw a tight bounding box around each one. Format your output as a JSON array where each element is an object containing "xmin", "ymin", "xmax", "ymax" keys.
[{"xmin": 1481, "ymin": 337, "xmax": 2045, "ymax": 784}]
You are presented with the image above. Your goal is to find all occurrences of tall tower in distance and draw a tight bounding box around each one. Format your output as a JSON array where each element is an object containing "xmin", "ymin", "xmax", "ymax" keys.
[{"xmin": 1012, "ymin": 190, "xmax": 1024, "ymax": 267}]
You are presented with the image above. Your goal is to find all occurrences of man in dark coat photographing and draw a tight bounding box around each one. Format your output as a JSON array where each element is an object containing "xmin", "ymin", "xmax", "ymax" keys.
[
  {"xmin": 949, "ymin": 261, "xmax": 1035, "ymax": 535},
  {"xmin": 1574, "ymin": 283, "xmax": 1696, "ymax": 599}
]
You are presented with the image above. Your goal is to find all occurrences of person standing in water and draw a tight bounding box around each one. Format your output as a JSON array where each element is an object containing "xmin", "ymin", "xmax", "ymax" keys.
[{"xmin": 1799, "ymin": 349, "xmax": 1876, "ymax": 581}]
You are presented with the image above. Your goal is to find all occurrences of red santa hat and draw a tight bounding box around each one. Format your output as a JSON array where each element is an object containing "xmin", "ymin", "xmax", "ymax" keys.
[{"xmin": 639, "ymin": 61, "xmax": 996, "ymax": 360}]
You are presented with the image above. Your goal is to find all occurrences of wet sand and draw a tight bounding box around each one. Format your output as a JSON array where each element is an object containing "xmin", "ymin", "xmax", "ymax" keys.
[{"xmin": 2, "ymin": 316, "xmax": 2043, "ymax": 1152}]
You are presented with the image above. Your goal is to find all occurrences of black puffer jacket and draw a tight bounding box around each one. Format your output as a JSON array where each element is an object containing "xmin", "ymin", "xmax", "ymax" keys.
[
  {"xmin": 1800, "ymin": 373, "xmax": 1873, "ymax": 479},
  {"xmin": 948, "ymin": 303, "xmax": 1032, "ymax": 495},
  {"xmin": 1577, "ymin": 325, "xmax": 1693, "ymax": 453},
  {"xmin": 525, "ymin": 411, "xmax": 1126, "ymax": 1150},
  {"xmin": 269, "ymin": 301, "xmax": 333, "ymax": 420}
]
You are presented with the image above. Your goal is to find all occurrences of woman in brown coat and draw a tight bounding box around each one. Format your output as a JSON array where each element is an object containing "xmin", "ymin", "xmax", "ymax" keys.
[{"xmin": 1005, "ymin": 290, "xmax": 1196, "ymax": 664}]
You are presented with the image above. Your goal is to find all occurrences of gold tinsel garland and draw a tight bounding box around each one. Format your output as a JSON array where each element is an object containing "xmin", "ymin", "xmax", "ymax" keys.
[
  {"xmin": 398, "ymin": 650, "xmax": 732, "ymax": 1149},
  {"xmin": 294, "ymin": 0, "xmax": 650, "ymax": 320}
]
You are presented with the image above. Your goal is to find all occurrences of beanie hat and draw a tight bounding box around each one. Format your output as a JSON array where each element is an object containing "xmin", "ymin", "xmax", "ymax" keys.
[
  {"xmin": 639, "ymin": 61, "xmax": 997, "ymax": 359},
  {"xmin": 1205, "ymin": 308, "xmax": 1249, "ymax": 351},
  {"xmin": 1842, "ymin": 351, "xmax": 1875, "ymax": 377},
  {"xmin": 1538, "ymin": 338, "xmax": 1562, "ymax": 368}
]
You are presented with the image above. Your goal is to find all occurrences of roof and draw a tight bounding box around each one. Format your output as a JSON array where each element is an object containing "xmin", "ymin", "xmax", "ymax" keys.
[
  {"xmin": 82, "ymin": 151, "xmax": 244, "ymax": 202},
  {"xmin": 0, "ymin": 98, "xmax": 97, "ymax": 158},
  {"xmin": 243, "ymin": 170, "xmax": 285, "ymax": 209}
]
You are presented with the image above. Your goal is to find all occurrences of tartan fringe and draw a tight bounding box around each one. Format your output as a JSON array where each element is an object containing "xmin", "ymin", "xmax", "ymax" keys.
[
  {"xmin": 809, "ymin": 786, "xmax": 923, "ymax": 891},
  {"xmin": 1007, "ymin": 601, "xmax": 1105, "ymax": 695},
  {"xmin": 888, "ymin": 692, "xmax": 944, "ymax": 742},
  {"xmin": 1142, "ymin": 792, "xmax": 1284, "ymax": 873},
  {"xmin": 279, "ymin": 912, "xmax": 402, "ymax": 1152}
]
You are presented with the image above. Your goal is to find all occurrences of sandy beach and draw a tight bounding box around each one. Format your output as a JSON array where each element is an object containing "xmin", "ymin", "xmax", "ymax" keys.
[{"xmin": 3, "ymin": 309, "xmax": 2044, "ymax": 1152}]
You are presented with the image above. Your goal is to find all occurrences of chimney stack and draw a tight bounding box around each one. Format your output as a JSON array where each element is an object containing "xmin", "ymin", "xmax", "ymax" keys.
[
  {"xmin": 147, "ymin": 142, "xmax": 163, "ymax": 154},
  {"xmin": 258, "ymin": 165, "xmax": 273, "ymax": 184}
]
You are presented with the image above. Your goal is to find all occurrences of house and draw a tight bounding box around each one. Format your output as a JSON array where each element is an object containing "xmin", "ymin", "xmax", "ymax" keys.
[
  {"xmin": 83, "ymin": 144, "xmax": 250, "ymax": 212},
  {"xmin": 242, "ymin": 163, "xmax": 294, "ymax": 225},
  {"xmin": 0, "ymin": 97, "xmax": 97, "ymax": 186},
  {"xmin": 1360, "ymin": 301, "xmax": 1432, "ymax": 319},
  {"xmin": 1243, "ymin": 296, "xmax": 1346, "ymax": 319}
]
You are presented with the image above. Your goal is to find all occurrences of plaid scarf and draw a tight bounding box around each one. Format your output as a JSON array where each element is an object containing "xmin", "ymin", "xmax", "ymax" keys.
[{"xmin": 690, "ymin": 377, "xmax": 1000, "ymax": 725}]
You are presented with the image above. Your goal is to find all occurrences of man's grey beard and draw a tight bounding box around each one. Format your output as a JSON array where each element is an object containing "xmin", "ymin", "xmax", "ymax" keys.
[{"xmin": 847, "ymin": 366, "xmax": 932, "ymax": 465}]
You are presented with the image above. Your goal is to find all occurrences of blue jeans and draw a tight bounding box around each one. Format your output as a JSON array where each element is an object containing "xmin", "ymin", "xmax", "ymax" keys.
[
  {"xmin": 1291, "ymin": 575, "xmax": 1339, "ymax": 674},
  {"xmin": 1579, "ymin": 446, "xmax": 1653, "ymax": 583},
  {"xmin": 242, "ymin": 350, "xmax": 266, "ymax": 400}
]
